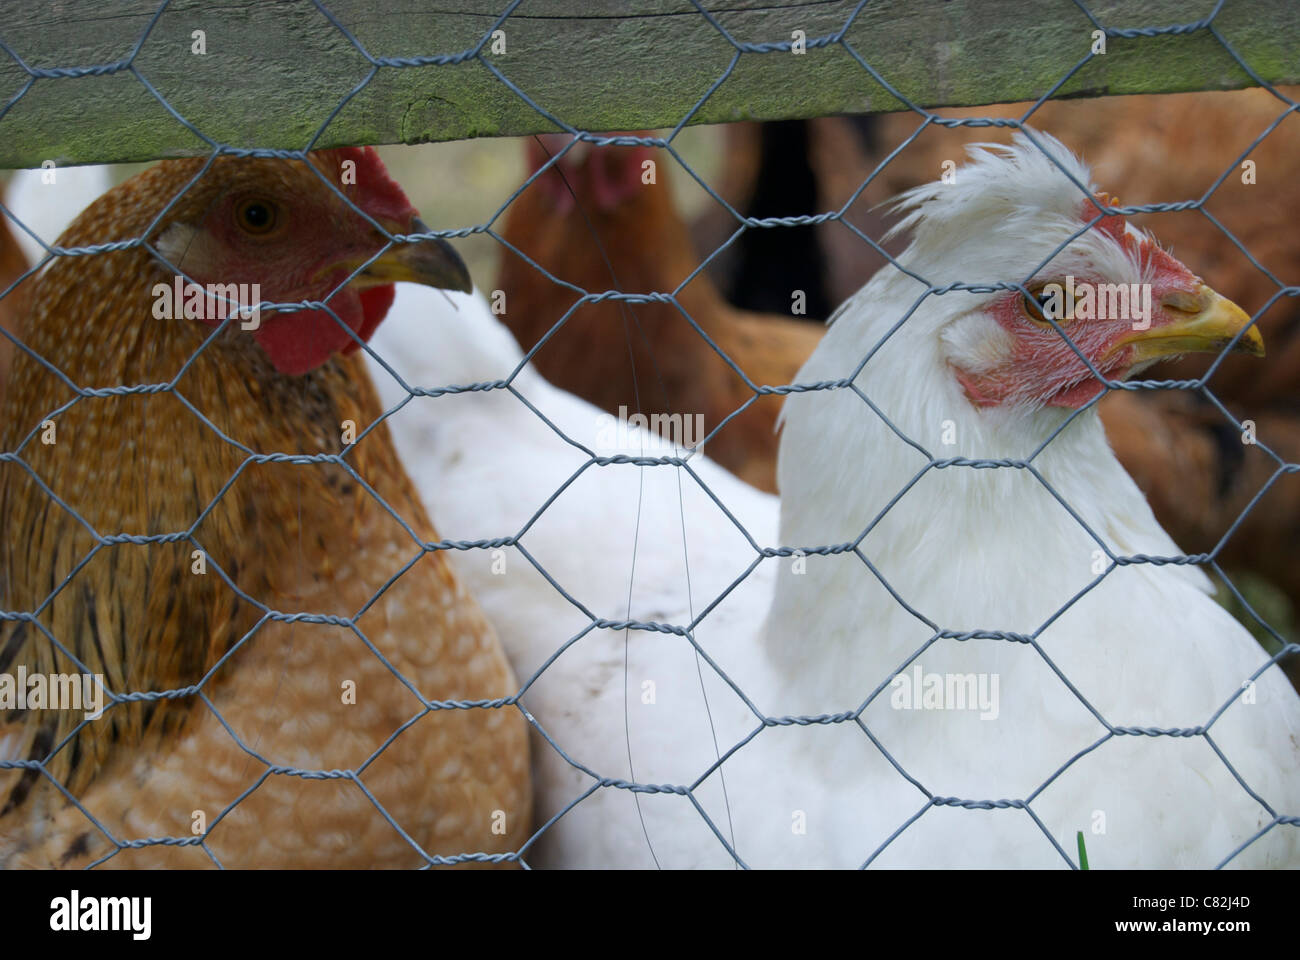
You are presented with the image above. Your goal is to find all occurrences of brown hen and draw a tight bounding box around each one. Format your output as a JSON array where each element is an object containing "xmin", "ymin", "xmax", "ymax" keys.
[
  {"xmin": 0, "ymin": 149, "xmax": 530, "ymax": 868},
  {"xmin": 497, "ymin": 135, "xmax": 821, "ymax": 492}
]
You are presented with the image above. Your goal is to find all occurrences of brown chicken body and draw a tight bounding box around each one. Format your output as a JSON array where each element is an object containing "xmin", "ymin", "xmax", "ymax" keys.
[
  {"xmin": 499, "ymin": 136, "xmax": 820, "ymax": 492},
  {"xmin": 0, "ymin": 153, "xmax": 530, "ymax": 867}
]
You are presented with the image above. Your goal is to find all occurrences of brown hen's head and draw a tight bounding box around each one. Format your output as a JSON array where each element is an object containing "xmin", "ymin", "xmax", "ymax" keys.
[
  {"xmin": 526, "ymin": 133, "xmax": 657, "ymax": 216},
  {"xmin": 132, "ymin": 147, "xmax": 469, "ymax": 375},
  {"xmin": 513, "ymin": 132, "xmax": 698, "ymax": 299}
]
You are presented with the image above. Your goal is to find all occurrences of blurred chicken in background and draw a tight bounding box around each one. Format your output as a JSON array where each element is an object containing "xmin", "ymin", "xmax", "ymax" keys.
[
  {"xmin": 497, "ymin": 135, "xmax": 821, "ymax": 492},
  {"xmin": 695, "ymin": 90, "xmax": 1300, "ymax": 644}
]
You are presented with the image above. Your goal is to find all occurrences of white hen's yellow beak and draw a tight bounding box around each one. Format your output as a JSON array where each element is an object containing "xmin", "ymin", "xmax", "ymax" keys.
[{"xmin": 1105, "ymin": 284, "xmax": 1263, "ymax": 363}]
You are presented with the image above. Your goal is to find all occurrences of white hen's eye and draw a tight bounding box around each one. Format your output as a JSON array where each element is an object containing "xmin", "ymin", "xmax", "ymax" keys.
[{"xmin": 1019, "ymin": 286, "xmax": 1059, "ymax": 325}]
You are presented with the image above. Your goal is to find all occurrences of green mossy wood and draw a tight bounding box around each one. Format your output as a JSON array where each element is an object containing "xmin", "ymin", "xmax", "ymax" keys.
[{"xmin": 1, "ymin": 0, "xmax": 1296, "ymax": 168}]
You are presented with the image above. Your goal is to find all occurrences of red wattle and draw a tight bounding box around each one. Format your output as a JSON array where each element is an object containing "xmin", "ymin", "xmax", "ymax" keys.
[{"xmin": 253, "ymin": 291, "xmax": 366, "ymax": 376}]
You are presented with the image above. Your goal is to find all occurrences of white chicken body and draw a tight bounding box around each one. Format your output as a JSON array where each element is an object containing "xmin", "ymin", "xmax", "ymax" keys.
[
  {"xmin": 769, "ymin": 134, "xmax": 1300, "ymax": 868},
  {"xmin": 368, "ymin": 284, "xmax": 840, "ymax": 867}
]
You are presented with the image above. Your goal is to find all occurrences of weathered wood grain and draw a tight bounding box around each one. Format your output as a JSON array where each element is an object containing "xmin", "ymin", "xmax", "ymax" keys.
[{"xmin": 0, "ymin": 0, "xmax": 1294, "ymax": 167}]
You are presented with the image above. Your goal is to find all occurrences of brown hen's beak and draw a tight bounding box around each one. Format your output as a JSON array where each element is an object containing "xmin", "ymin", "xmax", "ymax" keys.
[
  {"xmin": 349, "ymin": 218, "xmax": 473, "ymax": 294},
  {"xmin": 1108, "ymin": 284, "xmax": 1264, "ymax": 364}
]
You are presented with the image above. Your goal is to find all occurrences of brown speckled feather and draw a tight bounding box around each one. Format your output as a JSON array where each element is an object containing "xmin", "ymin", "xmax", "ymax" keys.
[
  {"xmin": 0, "ymin": 158, "xmax": 530, "ymax": 867},
  {"xmin": 0, "ymin": 189, "xmax": 32, "ymax": 399}
]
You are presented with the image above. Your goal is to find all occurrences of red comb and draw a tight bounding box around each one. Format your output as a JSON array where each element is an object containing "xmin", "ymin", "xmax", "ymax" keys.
[
  {"xmin": 1083, "ymin": 192, "xmax": 1128, "ymax": 246},
  {"xmin": 589, "ymin": 143, "xmax": 653, "ymax": 211},
  {"xmin": 329, "ymin": 146, "xmax": 418, "ymax": 225}
]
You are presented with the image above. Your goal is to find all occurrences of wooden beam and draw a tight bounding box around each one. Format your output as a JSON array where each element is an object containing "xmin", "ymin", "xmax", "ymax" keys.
[{"xmin": 1, "ymin": 0, "xmax": 1296, "ymax": 168}]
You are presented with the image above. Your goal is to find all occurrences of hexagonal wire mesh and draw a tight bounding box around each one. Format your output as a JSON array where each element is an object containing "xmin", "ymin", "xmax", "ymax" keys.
[{"xmin": 0, "ymin": 0, "xmax": 1296, "ymax": 868}]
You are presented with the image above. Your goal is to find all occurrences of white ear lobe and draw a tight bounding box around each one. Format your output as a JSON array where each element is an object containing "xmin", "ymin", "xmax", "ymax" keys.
[
  {"xmin": 154, "ymin": 221, "xmax": 201, "ymax": 270},
  {"xmin": 940, "ymin": 307, "xmax": 1015, "ymax": 375}
]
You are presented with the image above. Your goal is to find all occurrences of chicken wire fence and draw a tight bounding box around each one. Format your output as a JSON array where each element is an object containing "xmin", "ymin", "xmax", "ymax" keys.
[{"xmin": 0, "ymin": 0, "xmax": 1296, "ymax": 869}]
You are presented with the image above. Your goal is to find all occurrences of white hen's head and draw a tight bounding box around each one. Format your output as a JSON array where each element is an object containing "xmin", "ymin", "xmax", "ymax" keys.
[
  {"xmin": 882, "ymin": 131, "xmax": 1262, "ymax": 414},
  {"xmin": 771, "ymin": 131, "xmax": 1262, "ymax": 698}
]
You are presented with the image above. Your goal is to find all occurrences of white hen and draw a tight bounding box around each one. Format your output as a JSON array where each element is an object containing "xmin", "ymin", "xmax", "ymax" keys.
[
  {"xmin": 768, "ymin": 132, "xmax": 1300, "ymax": 868},
  {"xmin": 367, "ymin": 284, "xmax": 843, "ymax": 867},
  {"xmin": 368, "ymin": 132, "xmax": 1297, "ymax": 868}
]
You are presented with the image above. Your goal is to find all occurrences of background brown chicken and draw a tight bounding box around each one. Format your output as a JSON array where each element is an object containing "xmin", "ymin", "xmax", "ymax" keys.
[
  {"xmin": 0, "ymin": 149, "xmax": 530, "ymax": 868},
  {"xmin": 497, "ymin": 135, "xmax": 821, "ymax": 492}
]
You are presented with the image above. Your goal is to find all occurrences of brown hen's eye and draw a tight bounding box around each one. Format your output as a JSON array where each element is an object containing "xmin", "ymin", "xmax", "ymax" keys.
[{"xmin": 236, "ymin": 199, "xmax": 277, "ymax": 235}]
